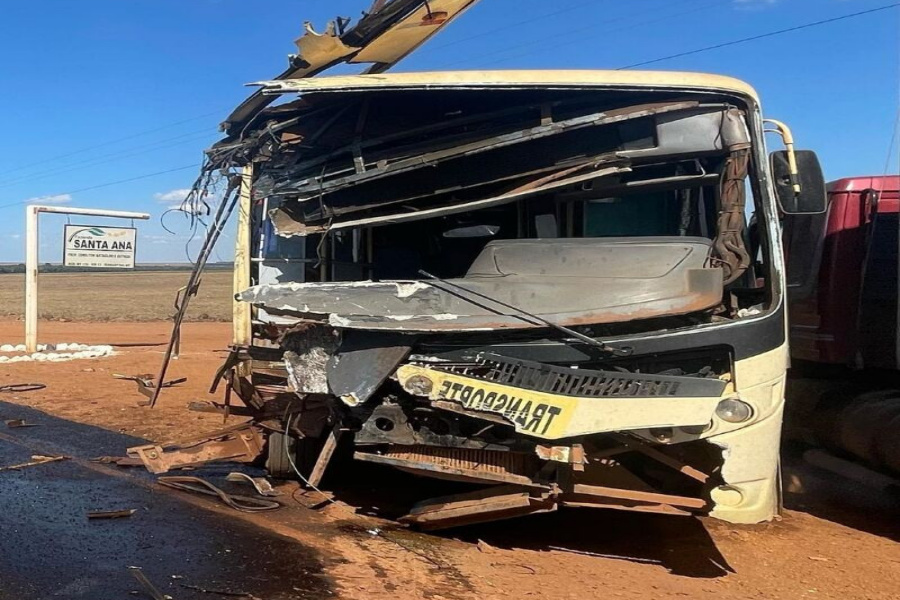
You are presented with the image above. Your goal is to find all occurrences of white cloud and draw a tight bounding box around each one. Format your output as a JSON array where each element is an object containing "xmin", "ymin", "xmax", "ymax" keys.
[
  {"xmin": 141, "ymin": 233, "xmax": 182, "ymax": 245},
  {"xmin": 154, "ymin": 188, "xmax": 193, "ymax": 204},
  {"xmin": 24, "ymin": 193, "xmax": 72, "ymax": 205},
  {"xmin": 167, "ymin": 203, "xmax": 209, "ymax": 216}
]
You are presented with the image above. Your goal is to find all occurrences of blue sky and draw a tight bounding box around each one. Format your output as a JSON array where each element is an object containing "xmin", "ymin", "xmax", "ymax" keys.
[{"xmin": 0, "ymin": 0, "xmax": 897, "ymax": 263}]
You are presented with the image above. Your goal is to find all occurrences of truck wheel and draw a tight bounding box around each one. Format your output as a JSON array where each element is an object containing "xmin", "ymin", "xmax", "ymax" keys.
[
  {"xmin": 265, "ymin": 431, "xmax": 297, "ymax": 479},
  {"xmin": 265, "ymin": 431, "xmax": 326, "ymax": 480}
]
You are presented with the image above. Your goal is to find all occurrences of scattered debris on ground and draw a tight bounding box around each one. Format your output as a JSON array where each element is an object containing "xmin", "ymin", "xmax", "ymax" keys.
[
  {"xmin": 1, "ymin": 383, "xmax": 47, "ymax": 394},
  {"xmin": 128, "ymin": 566, "xmax": 172, "ymax": 600},
  {"xmin": 226, "ymin": 472, "xmax": 281, "ymax": 497},
  {"xmin": 92, "ymin": 455, "xmax": 144, "ymax": 467},
  {"xmin": 1, "ymin": 320, "xmax": 898, "ymax": 599},
  {"xmin": 157, "ymin": 476, "xmax": 282, "ymax": 512},
  {"xmin": 87, "ymin": 508, "xmax": 138, "ymax": 520},
  {"xmin": 112, "ymin": 373, "xmax": 187, "ymax": 402},
  {"xmin": 0, "ymin": 454, "xmax": 68, "ymax": 472},
  {"xmin": 127, "ymin": 422, "xmax": 264, "ymax": 474}
]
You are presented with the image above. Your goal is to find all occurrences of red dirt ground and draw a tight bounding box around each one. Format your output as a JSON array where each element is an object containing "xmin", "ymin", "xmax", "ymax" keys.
[{"xmin": 1, "ymin": 319, "xmax": 897, "ymax": 600}]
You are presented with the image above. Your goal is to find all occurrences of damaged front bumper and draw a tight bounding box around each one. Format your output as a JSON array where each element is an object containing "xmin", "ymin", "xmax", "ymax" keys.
[{"xmin": 221, "ymin": 320, "xmax": 786, "ymax": 530}]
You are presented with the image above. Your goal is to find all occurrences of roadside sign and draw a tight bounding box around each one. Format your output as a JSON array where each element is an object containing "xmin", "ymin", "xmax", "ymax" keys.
[{"xmin": 63, "ymin": 225, "xmax": 137, "ymax": 269}]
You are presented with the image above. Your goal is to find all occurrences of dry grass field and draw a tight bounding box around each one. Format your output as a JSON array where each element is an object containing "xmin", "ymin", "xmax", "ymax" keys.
[{"xmin": 0, "ymin": 270, "xmax": 233, "ymax": 321}]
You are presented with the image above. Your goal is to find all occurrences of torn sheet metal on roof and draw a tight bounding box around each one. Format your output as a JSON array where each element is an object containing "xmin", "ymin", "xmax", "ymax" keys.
[
  {"xmin": 222, "ymin": 0, "xmax": 481, "ymax": 134},
  {"xmin": 294, "ymin": 22, "xmax": 358, "ymax": 68},
  {"xmin": 349, "ymin": 0, "xmax": 480, "ymax": 69},
  {"xmin": 237, "ymin": 238, "xmax": 723, "ymax": 332}
]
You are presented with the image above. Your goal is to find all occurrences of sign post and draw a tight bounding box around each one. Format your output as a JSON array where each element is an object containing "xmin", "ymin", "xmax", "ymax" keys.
[{"xmin": 25, "ymin": 205, "xmax": 150, "ymax": 352}]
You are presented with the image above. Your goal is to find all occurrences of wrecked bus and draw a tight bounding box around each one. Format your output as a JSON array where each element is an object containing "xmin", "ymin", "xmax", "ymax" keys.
[
  {"xmin": 211, "ymin": 69, "xmax": 829, "ymax": 529},
  {"xmin": 142, "ymin": 64, "xmax": 827, "ymax": 529}
]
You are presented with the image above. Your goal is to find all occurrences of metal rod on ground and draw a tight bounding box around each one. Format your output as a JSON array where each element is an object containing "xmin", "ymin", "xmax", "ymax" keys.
[
  {"xmin": 0, "ymin": 455, "xmax": 68, "ymax": 473},
  {"xmin": 148, "ymin": 177, "xmax": 242, "ymax": 408},
  {"xmin": 127, "ymin": 567, "xmax": 169, "ymax": 600},
  {"xmin": 417, "ymin": 269, "xmax": 631, "ymax": 356}
]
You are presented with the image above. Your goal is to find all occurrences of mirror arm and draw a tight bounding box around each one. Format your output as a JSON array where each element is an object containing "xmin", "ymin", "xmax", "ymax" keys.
[{"xmin": 765, "ymin": 119, "xmax": 802, "ymax": 196}]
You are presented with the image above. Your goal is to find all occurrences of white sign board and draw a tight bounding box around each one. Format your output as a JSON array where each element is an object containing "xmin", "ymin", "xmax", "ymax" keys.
[{"xmin": 63, "ymin": 225, "xmax": 137, "ymax": 269}]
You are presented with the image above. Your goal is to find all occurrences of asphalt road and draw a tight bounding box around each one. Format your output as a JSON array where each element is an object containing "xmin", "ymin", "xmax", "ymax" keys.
[{"xmin": 0, "ymin": 401, "xmax": 332, "ymax": 600}]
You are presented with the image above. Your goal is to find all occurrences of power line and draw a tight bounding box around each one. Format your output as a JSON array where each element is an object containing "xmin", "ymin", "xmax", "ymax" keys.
[
  {"xmin": 884, "ymin": 108, "xmax": 900, "ymax": 177},
  {"xmin": 0, "ymin": 130, "xmax": 215, "ymax": 190},
  {"xmin": 620, "ymin": 3, "xmax": 900, "ymax": 69},
  {"xmin": 0, "ymin": 110, "xmax": 224, "ymax": 178},
  {"xmin": 436, "ymin": 0, "xmax": 722, "ymax": 69},
  {"xmin": 0, "ymin": 164, "xmax": 201, "ymax": 212},
  {"xmin": 425, "ymin": 0, "xmax": 611, "ymax": 51}
]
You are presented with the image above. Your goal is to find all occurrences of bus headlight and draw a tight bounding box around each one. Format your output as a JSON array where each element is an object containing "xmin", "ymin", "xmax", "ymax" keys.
[{"xmin": 716, "ymin": 398, "xmax": 753, "ymax": 423}]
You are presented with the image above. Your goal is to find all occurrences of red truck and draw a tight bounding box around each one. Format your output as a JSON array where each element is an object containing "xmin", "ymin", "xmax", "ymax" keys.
[{"xmin": 785, "ymin": 174, "xmax": 900, "ymax": 479}]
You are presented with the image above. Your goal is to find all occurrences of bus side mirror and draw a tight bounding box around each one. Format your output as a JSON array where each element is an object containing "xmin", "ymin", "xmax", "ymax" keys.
[{"xmin": 770, "ymin": 150, "xmax": 827, "ymax": 215}]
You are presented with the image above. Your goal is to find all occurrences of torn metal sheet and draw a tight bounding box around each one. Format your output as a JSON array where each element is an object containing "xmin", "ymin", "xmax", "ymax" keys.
[
  {"xmin": 399, "ymin": 485, "xmax": 556, "ymax": 530},
  {"xmin": 569, "ymin": 483, "xmax": 707, "ymax": 510},
  {"xmin": 294, "ymin": 22, "xmax": 357, "ymax": 68},
  {"xmin": 327, "ymin": 331, "xmax": 414, "ymax": 406},
  {"xmin": 128, "ymin": 424, "xmax": 265, "ymax": 475},
  {"xmin": 222, "ymin": 0, "xmax": 481, "ymax": 134},
  {"xmin": 349, "ymin": 0, "xmax": 480, "ymax": 67},
  {"xmin": 238, "ymin": 238, "xmax": 723, "ymax": 332},
  {"xmin": 283, "ymin": 326, "xmax": 340, "ymax": 394}
]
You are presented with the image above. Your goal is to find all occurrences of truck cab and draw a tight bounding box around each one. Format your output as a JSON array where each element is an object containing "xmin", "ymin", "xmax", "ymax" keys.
[
  {"xmin": 787, "ymin": 175, "xmax": 900, "ymax": 370},
  {"xmin": 784, "ymin": 175, "xmax": 900, "ymax": 477}
]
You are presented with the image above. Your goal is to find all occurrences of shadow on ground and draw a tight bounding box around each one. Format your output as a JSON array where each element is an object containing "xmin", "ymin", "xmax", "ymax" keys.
[
  {"xmin": 0, "ymin": 401, "xmax": 333, "ymax": 600},
  {"xmin": 324, "ymin": 457, "xmax": 732, "ymax": 578},
  {"xmin": 780, "ymin": 441, "xmax": 900, "ymax": 542}
]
